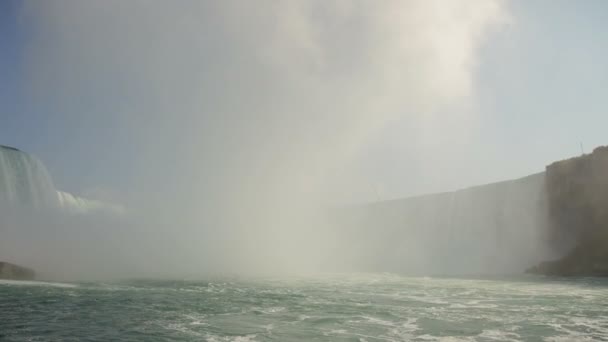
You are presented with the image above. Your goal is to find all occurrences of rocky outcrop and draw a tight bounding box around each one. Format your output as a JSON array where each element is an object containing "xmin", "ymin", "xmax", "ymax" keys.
[
  {"xmin": 0, "ymin": 262, "xmax": 35, "ymax": 280},
  {"xmin": 527, "ymin": 146, "xmax": 608, "ymax": 276}
]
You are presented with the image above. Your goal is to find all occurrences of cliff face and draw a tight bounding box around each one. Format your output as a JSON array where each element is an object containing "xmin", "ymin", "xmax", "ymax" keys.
[
  {"xmin": 0, "ymin": 262, "xmax": 35, "ymax": 280},
  {"xmin": 527, "ymin": 146, "xmax": 608, "ymax": 276}
]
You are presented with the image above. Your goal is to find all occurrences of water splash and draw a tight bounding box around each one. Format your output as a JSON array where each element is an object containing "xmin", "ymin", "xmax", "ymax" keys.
[{"xmin": 56, "ymin": 191, "xmax": 124, "ymax": 215}]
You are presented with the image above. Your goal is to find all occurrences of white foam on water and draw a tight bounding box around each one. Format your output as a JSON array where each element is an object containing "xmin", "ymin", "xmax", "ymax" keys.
[
  {"xmin": 544, "ymin": 336, "xmax": 597, "ymax": 342},
  {"xmin": 406, "ymin": 295, "xmax": 450, "ymax": 305},
  {"xmin": 323, "ymin": 329, "xmax": 395, "ymax": 342},
  {"xmin": 328, "ymin": 329, "xmax": 348, "ymax": 334},
  {"xmin": 262, "ymin": 324, "xmax": 274, "ymax": 335},
  {"xmin": 205, "ymin": 334, "xmax": 258, "ymax": 342},
  {"xmin": 252, "ymin": 306, "xmax": 286, "ymax": 314},
  {"xmin": 478, "ymin": 329, "xmax": 521, "ymax": 341},
  {"xmin": 448, "ymin": 300, "xmax": 498, "ymax": 309},
  {"xmin": 0, "ymin": 279, "xmax": 77, "ymax": 288},
  {"xmin": 358, "ymin": 315, "xmax": 396, "ymax": 327},
  {"xmin": 181, "ymin": 313, "xmax": 209, "ymax": 327},
  {"xmin": 297, "ymin": 314, "xmax": 311, "ymax": 321},
  {"xmin": 163, "ymin": 322, "xmax": 203, "ymax": 337},
  {"xmin": 401, "ymin": 317, "xmax": 420, "ymax": 332},
  {"xmin": 545, "ymin": 320, "xmax": 608, "ymax": 342},
  {"xmin": 416, "ymin": 335, "xmax": 476, "ymax": 342}
]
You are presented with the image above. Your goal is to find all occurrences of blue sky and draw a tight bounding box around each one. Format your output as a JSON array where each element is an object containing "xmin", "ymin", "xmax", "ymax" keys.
[
  {"xmin": 2, "ymin": 1, "xmax": 608, "ymax": 203},
  {"xmin": 1, "ymin": 0, "xmax": 135, "ymax": 196},
  {"xmin": 1, "ymin": 0, "xmax": 27, "ymax": 144}
]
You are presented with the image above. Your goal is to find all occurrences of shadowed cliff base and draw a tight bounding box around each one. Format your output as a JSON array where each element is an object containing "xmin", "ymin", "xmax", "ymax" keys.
[
  {"xmin": 0, "ymin": 262, "xmax": 35, "ymax": 280},
  {"xmin": 527, "ymin": 146, "xmax": 608, "ymax": 276}
]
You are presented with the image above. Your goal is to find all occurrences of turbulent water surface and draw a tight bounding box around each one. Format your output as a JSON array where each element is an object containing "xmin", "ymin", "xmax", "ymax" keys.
[{"xmin": 1, "ymin": 274, "xmax": 607, "ymax": 341}]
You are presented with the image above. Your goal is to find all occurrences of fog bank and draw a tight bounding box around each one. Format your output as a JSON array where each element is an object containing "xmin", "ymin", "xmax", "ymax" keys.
[{"xmin": 1, "ymin": 1, "xmax": 520, "ymax": 279}]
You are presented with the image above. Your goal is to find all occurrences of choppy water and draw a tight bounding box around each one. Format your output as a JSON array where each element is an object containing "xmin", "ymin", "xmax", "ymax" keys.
[{"xmin": 1, "ymin": 274, "xmax": 607, "ymax": 341}]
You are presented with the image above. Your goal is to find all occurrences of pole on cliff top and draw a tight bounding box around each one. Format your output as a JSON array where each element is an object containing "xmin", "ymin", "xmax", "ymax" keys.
[{"xmin": 580, "ymin": 141, "xmax": 585, "ymax": 155}]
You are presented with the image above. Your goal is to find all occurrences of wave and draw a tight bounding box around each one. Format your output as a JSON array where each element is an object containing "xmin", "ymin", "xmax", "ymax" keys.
[{"xmin": 0, "ymin": 279, "xmax": 77, "ymax": 288}]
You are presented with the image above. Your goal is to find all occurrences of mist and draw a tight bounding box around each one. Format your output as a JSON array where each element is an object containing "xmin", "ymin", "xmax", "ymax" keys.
[{"xmin": 0, "ymin": 0, "xmax": 543, "ymax": 280}]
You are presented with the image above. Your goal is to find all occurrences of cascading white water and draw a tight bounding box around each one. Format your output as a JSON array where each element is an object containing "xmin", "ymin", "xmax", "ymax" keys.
[
  {"xmin": 0, "ymin": 145, "xmax": 122, "ymax": 214},
  {"xmin": 56, "ymin": 191, "xmax": 124, "ymax": 215},
  {"xmin": 0, "ymin": 145, "xmax": 58, "ymax": 208},
  {"xmin": 334, "ymin": 173, "xmax": 551, "ymax": 275}
]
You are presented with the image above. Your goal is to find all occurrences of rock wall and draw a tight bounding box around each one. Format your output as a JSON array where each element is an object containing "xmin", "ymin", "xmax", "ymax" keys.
[
  {"xmin": 0, "ymin": 262, "xmax": 35, "ymax": 280},
  {"xmin": 528, "ymin": 146, "xmax": 608, "ymax": 276}
]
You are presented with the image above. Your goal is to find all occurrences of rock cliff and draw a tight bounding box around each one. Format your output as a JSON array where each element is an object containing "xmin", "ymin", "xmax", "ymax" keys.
[
  {"xmin": 527, "ymin": 146, "xmax": 608, "ymax": 276},
  {"xmin": 0, "ymin": 262, "xmax": 35, "ymax": 280}
]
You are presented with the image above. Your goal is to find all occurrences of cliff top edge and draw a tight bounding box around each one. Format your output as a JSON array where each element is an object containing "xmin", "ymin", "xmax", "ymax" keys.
[{"xmin": 0, "ymin": 145, "xmax": 21, "ymax": 152}]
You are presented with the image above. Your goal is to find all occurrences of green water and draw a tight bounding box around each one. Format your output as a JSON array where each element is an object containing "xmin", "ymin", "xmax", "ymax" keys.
[{"xmin": 2, "ymin": 274, "xmax": 607, "ymax": 341}]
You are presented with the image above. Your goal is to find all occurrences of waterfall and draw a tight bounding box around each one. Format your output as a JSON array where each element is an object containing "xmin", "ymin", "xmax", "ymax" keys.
[
  {"xmin": 0, "ymin": 145, "xmax": 58, "ymax": 208},
  {"xmin": 0, "ymin": 145, "xmax": 122, "ymax": 214},
  {"xmin": 333, "ymin": 173, "xmax": 551, "ymax": 274},
  {"xmin": 56, "ymin": 191, "xmax": 124, "ymax": 215}
]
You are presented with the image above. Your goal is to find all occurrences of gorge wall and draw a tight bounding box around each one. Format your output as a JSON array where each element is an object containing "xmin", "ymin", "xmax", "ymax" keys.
[
  {"xmin": 0, "ymin": 262, "xmax": 35, "ymax": 280},
  {"xmin": 527, "ymin": 146, "xmax": 608, "ymax": 276}
]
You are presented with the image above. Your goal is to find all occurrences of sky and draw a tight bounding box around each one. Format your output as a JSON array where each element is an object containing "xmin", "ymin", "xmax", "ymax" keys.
[{"xmin": 1, "ymin": 0, "xmax": 608, "ymax": 205}]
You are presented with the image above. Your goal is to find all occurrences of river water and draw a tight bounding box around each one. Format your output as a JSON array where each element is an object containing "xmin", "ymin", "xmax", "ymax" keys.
[{"xmin": 1, "ymin": 274, "xmax": 607, "ymax": 341}]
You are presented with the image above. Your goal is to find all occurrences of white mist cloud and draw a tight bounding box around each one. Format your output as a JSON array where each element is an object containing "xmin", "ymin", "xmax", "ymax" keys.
[{"xmin": 17, "ymin": 0, "xmax": 511, "ymax": 275}]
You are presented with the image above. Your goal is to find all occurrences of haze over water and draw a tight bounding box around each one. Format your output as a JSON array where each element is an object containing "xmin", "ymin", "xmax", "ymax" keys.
[
  {"xmin": 1, "ymin": 0, "xmax": 568, "ymax": 279},
  {"xmin": 2, "ymin": 1, "xmax": 608, "ymax": 341}
]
